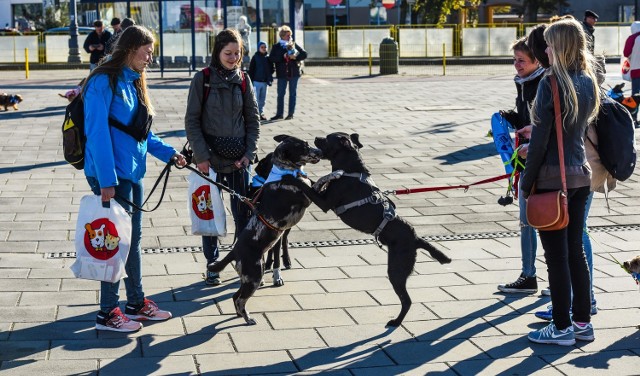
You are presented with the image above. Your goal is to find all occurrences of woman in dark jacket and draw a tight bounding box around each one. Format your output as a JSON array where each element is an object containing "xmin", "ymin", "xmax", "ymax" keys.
[
  {"xmin": 518, "ymin": 18, "xmax": 600, "ymax": 346},
  {"xmin": 269, "ymin": 25, "xmax": 307, "ymax": 120},
  {"xmin": 497, "ymin": 37, "xmax": 544, "ymax": 295},
  {"xmin": 184, "ymin": 29, "xmax": 260, "ymax": 285}
]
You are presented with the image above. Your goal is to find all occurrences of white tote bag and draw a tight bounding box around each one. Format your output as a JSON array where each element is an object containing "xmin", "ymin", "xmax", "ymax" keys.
[
  {"xmin": 188, "ymin": 168, "xmax": 227, "ymax": 236},
  {"xmin": 70, "ymin": 195, "xmax": 132, "ymax": 283}
]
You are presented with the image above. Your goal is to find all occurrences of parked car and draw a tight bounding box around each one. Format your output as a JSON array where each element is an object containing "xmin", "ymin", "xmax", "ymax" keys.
[
  {"xmin": 44, "ymin": 26, "xmax": 94, "ymax": 35},
  {"xmin": 0, "ymin": 28, "xmax": 22, "ymax": 36}
]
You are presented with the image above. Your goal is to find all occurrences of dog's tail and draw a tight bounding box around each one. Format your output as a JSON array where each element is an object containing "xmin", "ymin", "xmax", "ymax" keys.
[
  {"xmin": 417, "ymin": 238, "xmax": 451, "ymax": 264},
  {"xmin": 207, "ymin": 249, "xmax": 235, "ymax": 273}
]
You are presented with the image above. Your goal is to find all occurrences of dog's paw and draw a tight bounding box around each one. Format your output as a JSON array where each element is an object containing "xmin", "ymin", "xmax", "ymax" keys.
[
  {"xmin": 246, "ymin": 317, "xmax": 257, "ymax": 325},
  {"xmin": 273, "ymin": 277, "xmax": 284, "ymax": 287}
]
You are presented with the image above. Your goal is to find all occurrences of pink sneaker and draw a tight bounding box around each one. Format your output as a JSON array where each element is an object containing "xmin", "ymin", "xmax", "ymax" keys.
[
  {"xmin": 95, "ymin": 307, "xmax": 143, "ymax": 332},
  {"xmin": 125, "ymin": 298, "xmax": 172, "ymax": 321}
]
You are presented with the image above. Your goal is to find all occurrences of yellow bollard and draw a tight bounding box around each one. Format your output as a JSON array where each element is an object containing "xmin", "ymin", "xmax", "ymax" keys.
[
  {"xmin": 442, "ymin": 43, "xmax": 446, "ymax": 76},
  {"xmin": 369, "ymin": 43, "xmax": 372, "ymax": 76},
  {"xmin": 25, "ymin": 48, "xmax": 29, "ymax": 79}
]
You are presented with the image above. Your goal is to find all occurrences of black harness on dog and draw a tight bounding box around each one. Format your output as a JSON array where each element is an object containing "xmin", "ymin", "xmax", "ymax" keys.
[{"xmin": 331, "ymin": 172, "xmax": 397, "ymax": 239}]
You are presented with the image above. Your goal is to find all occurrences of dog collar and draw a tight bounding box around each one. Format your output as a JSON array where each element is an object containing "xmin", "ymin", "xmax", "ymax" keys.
[
  {"xmin": 264, "ymin": 165, "xmax": 306, "ymax": 184},
  {"xmin": 251, "ymin": 175, "xmax": 266, "ymax": 188}
]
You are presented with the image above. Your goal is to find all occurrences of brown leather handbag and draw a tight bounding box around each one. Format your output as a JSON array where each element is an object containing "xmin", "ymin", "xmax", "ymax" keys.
[{"xmin": 526, "ymin": 76, "xmax": 570, "ymax": 231}]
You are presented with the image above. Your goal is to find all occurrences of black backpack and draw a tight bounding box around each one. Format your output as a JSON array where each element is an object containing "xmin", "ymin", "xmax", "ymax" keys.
[
  {"xmin": 589, "ymin": 96, "xmax": 637, "ymax": 181},
  {"xmin": 62, "ymin": 81, "xmax": 153, "ymax": 170}
]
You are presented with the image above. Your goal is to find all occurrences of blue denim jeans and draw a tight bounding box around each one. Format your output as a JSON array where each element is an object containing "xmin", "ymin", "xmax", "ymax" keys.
[
  {"xmin": 202, "ymin": 168, "xmax": 250, "ymax": 264},
  {"xmin": 276, "ymin": 76, "xmax": 299, "ymax": 117},
  {"xmin": 583, "ymin": 191, "xmax": 596, "ymax": 305},
  {"xmin": 87, "ymin": 176, "xmax": 145, "ymax": 313},
  {"xmin": 253, "ymin": 81, "xmax": 268, "ymax": 115},
  {"xmin": 632, "ymin": 77, "xmax": 640, "ymax": 121},
  {"xmin": 519, "ymin": 188, "xmax": 538, "ymax": 278}
]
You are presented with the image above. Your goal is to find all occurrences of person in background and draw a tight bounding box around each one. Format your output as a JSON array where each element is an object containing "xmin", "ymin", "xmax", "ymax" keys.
[
  {"xmin": 105, "ymin": 17, "xmax": 122, "ymax": 54},
  {"xmin": 83, "ymin": 25, "xmax": 186, "ymax": 332},
  {"xmin": 184, "ymin": 29, "xmax": 260, "ymax": 286},
  {"xmin": 519, "ymin": 18, "xmax": 600, "ymax": 346},
  {"xmin": 497, "ymin": 36, "xmax": 544, "ymax": 295},
  {"xmin": 83, "ymin": 19, "xmax": 112, "ymax": 71},
  {"xmin": 249, "ymin": 41, "xmax": 274, "ymax": 121},
  {"xmin": 624, "ymin": 21, "xmax": 640, "ymax": 125},
  {"xmin": 581, "ymin": 9, "xmax": 598, "ymax": 54},
  {"xmin": 269, "ymin": 25, "xmax": 307, "ymax": 121}
]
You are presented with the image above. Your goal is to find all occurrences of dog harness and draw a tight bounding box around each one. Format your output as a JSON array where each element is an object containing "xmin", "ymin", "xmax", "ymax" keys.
[
  {"xmin": 249, "ymin": 167, "xmax": 308, "ymax": 233},
  {"xmin": 331, "ymin": 172, "xmax": 397, "ymax": 239}
]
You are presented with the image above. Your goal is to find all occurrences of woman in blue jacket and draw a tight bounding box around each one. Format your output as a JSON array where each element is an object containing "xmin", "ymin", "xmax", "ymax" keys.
[{"xmin": 83, "ymin": 25, "xmax": 186, "ymax": 332}]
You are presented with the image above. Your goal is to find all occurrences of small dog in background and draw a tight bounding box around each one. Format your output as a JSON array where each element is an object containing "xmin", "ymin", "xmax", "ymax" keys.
[
  {"xmin": 0, "ymin": 93, "xmax": 23, "ymax": 111},
  {"xmin": 285, "ymin": 40, "xmax": 299, "ymax": 59},
  {"xmin": 622, "ymin": 255, "xmax": 640, "ymax": 329},
  {"xmin": 623, "ymin": 255, "xmax": 640, "ymax": 273}
]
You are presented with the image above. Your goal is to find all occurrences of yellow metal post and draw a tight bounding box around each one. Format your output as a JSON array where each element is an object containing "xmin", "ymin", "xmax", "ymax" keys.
[
  {"xmin": 25, "ymin": 48, "xmax": 29, "ymax": 79},
  {"xmin": 369, "ymin": 43, "xmax": 372, "ymax": 76},
  {"xmin": 442, "ymin": 43, "xmax": 446, "ymax": 76}
]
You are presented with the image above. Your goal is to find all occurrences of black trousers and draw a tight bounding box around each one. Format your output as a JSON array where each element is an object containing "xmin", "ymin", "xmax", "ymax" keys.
[{"xmin": 537, "ymin": 185, "xmax": 591, "ymax": 330}]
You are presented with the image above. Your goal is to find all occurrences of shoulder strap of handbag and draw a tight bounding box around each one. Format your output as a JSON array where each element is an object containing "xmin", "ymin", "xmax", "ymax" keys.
[{"xmin": 550, "ymin": 75, "xmax": 568, "ymax": 193}]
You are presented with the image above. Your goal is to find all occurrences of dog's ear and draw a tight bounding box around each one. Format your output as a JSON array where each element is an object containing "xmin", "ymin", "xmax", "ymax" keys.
[
  {"xmin": 274, "ymin": 135, "xmax": 289, "ymax": 143},
  {"xmin": 350, "ymin": 133, "xmax": 363, "ymax": 149}
]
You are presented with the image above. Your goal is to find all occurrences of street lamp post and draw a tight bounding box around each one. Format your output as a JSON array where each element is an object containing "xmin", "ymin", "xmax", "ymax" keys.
[{"xmin": 68, "ymin": 0, "xmax": 81, "ymax": 63}]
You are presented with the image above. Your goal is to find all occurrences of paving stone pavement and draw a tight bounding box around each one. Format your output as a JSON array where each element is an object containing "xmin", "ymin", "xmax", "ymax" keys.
[{"xmin": 0, "ymin": 67, "xmax": 639, "ymax": 375}]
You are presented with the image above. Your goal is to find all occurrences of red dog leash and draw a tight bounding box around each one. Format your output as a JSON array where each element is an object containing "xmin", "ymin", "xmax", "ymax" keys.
[{"xmin": 389, "ymin": 173, "xmax": 512, "ymax": 195}]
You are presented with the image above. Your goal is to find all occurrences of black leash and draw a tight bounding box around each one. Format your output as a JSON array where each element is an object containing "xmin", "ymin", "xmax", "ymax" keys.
[
  {"xmin": 104, "ymin": 161, "xmax": 174, "ymax": 213},
  {"xmin": 175, "ymin": 163, "xmax": 252, "ymax": 204}
]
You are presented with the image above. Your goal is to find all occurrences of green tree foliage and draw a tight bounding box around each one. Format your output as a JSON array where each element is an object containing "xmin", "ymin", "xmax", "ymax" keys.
[
  {"xmin": 412, "ymin": 0, "xmax": 482, "ymax": 25},
  {"xmin": 519, "ymin": 0, "xmax": 569, "ymax": 22}
]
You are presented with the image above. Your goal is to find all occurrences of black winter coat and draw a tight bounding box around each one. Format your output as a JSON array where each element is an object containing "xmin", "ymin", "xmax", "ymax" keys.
[
  {"xmin": 249, "ymin": 52, "xmax": 274, "ymax": 84},
  {"xmin": 83, "ymin": 30, "xmax": 113, "ymax": 64},
  {"xmin": 269, "ymin": 42, "xmax": 307, "ymax": 79}
]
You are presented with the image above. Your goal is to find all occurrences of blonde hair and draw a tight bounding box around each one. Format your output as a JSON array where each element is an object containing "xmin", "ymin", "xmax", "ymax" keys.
[
  {"xmin": 279, "ymin": 25, "xmax": 292, "ymax": 39},
  {"xmin": 532, "ymin": 18, "xmax": 600, "ymax": 126}
]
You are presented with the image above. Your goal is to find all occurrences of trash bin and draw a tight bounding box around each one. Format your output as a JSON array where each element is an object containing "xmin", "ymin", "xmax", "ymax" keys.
[{"xmin": 379, "ymin": 37, "xmax": 398, "ymax": 75}]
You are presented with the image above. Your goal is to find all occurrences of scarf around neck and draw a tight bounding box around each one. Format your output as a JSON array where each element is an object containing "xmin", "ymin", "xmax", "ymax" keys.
[{"xmin": 264, "ymin": 165, "xmax": 306, "ymax": 184}]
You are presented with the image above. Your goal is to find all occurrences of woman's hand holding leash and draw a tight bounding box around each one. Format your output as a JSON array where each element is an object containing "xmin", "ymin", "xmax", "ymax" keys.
[
  {"xmin": 516, "ymin": 125, "xmax": 533, "ymax": 140},
  {"xmin": 235, "ymin": 156, "xmax": 250, "ymax": 169},
  {"xmin": 518, "ymin": 144, "xmax": 529, "ymax": 158},
  {"xmin": 197, "ymin": 160, "xmax": 210, "ymax": 175},
  {"xmin": 172, "ymin": 153, "xmax": 187, "ymax": 168}
]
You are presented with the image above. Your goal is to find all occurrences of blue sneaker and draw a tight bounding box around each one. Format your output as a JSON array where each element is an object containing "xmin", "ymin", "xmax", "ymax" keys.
[
  {"xmin": 573, "ymin": 322, "xmax": 595, "ymax": 341},
  {"xmin": 528, "ymin": 322, "xmax": 575, "ymax": 346},
  {"xmin": 535, "ymin": 305, "xmax": 553, "ymax": 321},
  {"xmin": 536, "ymin": 304, "xmax": 597, "ymax": 321}
]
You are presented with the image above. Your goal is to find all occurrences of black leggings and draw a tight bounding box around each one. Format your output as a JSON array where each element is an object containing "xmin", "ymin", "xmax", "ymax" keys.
[{"xmin": 537, "ymin": 185, "xmax": 591, "ymax": 330}]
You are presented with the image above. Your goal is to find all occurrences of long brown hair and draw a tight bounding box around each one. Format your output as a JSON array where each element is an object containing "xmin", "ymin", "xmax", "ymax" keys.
[
  {"xmin": 210, "ymin": 28, "xmax": 243, "ymax": 70},
  {"xmin": 83, "ymin": 25, "xmax": 155, "ymax": 115}
]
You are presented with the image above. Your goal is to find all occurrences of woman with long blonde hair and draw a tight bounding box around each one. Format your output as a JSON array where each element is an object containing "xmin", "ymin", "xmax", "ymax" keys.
[{"xmin": 517, "ymin": 18, "xmax": 600, "ymax": 346}]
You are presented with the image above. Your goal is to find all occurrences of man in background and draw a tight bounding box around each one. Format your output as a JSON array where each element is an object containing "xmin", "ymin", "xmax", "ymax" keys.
[
  {"xmin": 105, "ymin": 17, "xmax": 122, "ymax": 54},
  {"xmin": 83, "ymin": 20, "xmax": 112, "ymax": 71},
  {"xmin": 582, "ymin": 9, "xmax": 598, "ymax": 54}
]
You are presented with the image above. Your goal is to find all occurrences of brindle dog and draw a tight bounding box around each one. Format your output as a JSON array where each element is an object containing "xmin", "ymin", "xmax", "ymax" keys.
[
  {"xmin": 208, "ymin": 135, "xmax": 321, "ymax": 325},
  {"xmin": 283, "ymin": 132, "xmax": 452, "ymax": 327}
]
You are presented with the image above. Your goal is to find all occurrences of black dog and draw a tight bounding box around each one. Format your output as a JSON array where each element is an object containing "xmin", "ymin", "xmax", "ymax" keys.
[
  {"xmin": 250, "ymin": 152, "xmax": 292, "ymax": 286},
  {"xmin": 0, "ymin": 93, "xmax": 23, "ymax": 111},
  {"xmin": 208, "ymin": 135, "xmax": 321, "ymax": 325},
  {"xmin": 283, "ymin": 132, "xmax": 452, "ymax": 327}
]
